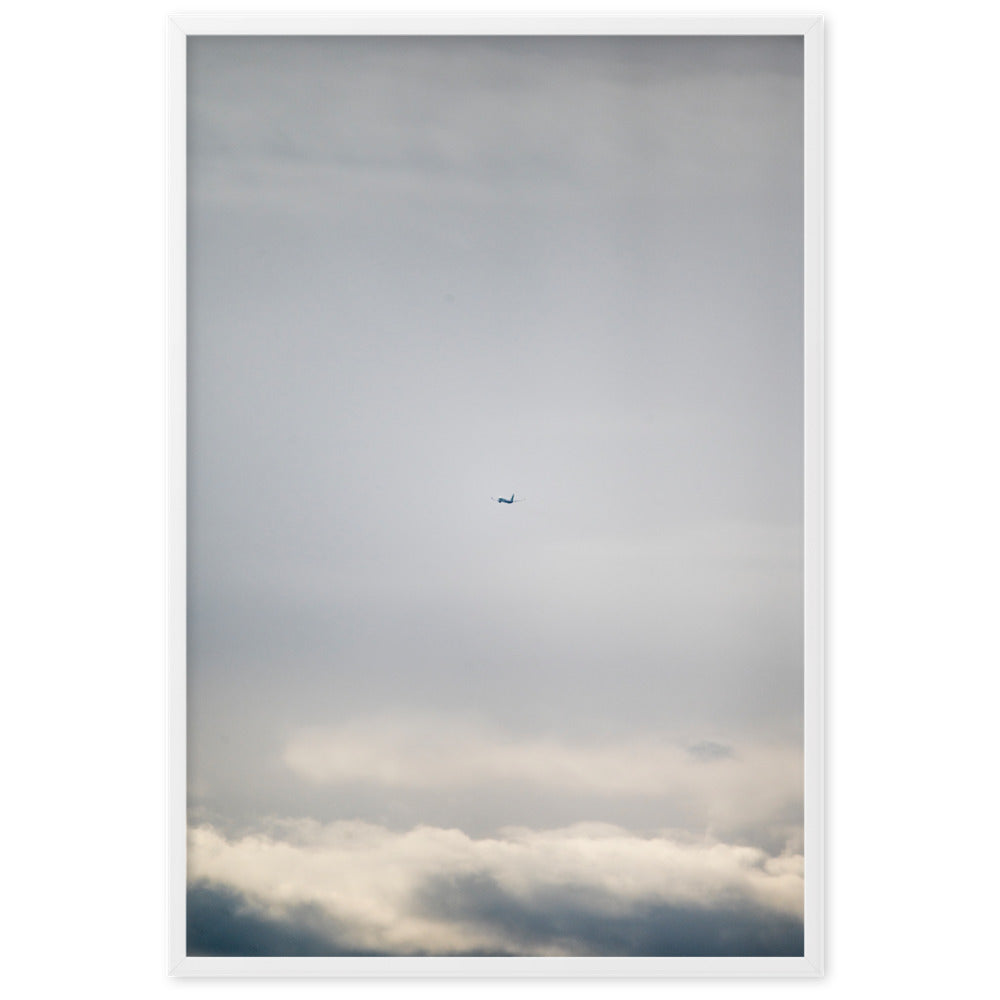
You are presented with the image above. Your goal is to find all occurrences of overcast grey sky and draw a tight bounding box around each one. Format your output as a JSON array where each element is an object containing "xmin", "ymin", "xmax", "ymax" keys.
[{"xmin": 186, "ymin": 35, "xmax": 804, "ymax": 957}]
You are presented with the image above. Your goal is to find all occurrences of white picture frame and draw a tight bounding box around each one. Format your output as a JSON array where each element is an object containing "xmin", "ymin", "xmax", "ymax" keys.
[{"xmin": 167, "ymin": 14, "xmax": 824, "ymax": 978}]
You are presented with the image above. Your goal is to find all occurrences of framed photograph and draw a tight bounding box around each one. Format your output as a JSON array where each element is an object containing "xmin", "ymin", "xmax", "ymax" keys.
[{"xmin": 168, "ymin": 15, "xmax": 824, "ymax": 977}]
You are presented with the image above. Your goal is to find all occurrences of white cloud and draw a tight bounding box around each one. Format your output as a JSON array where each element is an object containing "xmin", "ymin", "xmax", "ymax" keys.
[
  {"xmin": 282, "ymin": 714, "xmax": 802, "ymax": 840},
  {"xmin": 189, "ymin": 819, "xmax": 803, "ymax": 956}
]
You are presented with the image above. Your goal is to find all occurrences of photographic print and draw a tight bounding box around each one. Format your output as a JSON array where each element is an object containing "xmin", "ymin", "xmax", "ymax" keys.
[{"xmin": 172, "ymin": 20, "xmax": 822, "ymax": 973}]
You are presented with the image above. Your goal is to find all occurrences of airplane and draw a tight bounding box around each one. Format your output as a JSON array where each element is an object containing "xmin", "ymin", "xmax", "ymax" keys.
[{"xmin": 492, "ymin": 494, "xmax": 525, "ymax": 504}]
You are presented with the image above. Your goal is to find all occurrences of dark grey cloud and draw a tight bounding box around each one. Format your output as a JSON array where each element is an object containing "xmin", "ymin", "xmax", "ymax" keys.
[
  {"xmin": 419, "ymin": 873, "xmax": 803, "ymax": 957},
  {"xmin": 187, "ymin": 873, "xmax": 802, "ymax": 958},
  {"xmin": 187, "ymin": 881, "xmax": 513, "ymax": 958},
  {"xmin": 187, "ymin": 881, "xmax": 374, "ymax": 957}
]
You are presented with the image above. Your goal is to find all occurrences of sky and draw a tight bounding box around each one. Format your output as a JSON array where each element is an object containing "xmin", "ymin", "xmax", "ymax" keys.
[{"xmin": 186, "ymin": 34, "xmax": 805, "ymax": 958}]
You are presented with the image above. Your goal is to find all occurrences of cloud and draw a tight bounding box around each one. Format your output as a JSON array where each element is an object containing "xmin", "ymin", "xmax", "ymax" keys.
[
  {"xmin": 187, "ymin": 881, "xmax": 377, "ymax": 957},
  {"xmin": 188, "ymin": 819, "xmax": 803, "ymax": 956},
  {"xmin": 686, "ymin": 740, "xmax": 735, "ymax": 761},
  {"xmin": 416, "ymin": 874, "xmax": 804, "ymax": 957},
  {"xmin": 281, "ymin": 714, "xmax": 801, "ymax": 841}
]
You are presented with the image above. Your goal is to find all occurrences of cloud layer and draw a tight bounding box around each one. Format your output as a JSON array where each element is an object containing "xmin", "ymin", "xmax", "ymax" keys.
[
  {"xmin": 281, "ymin": 714, "xmax": 802, "ymax": 846},
  {"xmin": 188, "ymin": 820, "xmax": 802, "ymax": 957}
]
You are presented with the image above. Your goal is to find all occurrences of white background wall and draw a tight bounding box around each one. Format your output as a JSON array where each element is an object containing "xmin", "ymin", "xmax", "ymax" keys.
[{"xmin": 2, "ymin": 1, "xmax": 997, "ymax": 996}]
